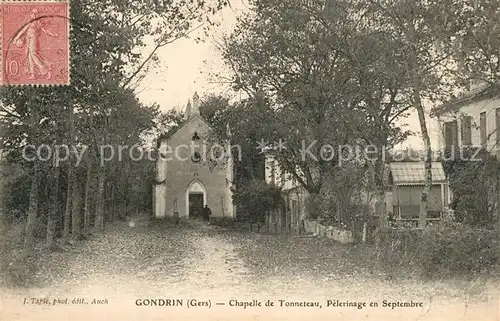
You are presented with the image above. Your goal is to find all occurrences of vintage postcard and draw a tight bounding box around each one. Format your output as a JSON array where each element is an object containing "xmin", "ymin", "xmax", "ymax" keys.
[{"xmin": 0, "ymin": 0, "xmax": 499, "ymax": 320}]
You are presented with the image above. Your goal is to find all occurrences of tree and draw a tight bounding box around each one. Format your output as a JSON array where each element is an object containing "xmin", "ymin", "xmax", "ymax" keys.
[
  {"xmin": 83, "ymin": 151, "xmax": 93, "ymax": 237},
  {"xmin": 199, "ymin": 94, "xmax": 267, "ymax": 183},
  {"xmin": 0, "ymin": 88, "xmax": 69, "ymax": 257},
  {"xmin": 221, "ymin": 0, "xmax": 361, "ymax": 196},
  {"xmin": 0, "ymin": 0, "xmax": 228, "ymax": 256},
  {"xmin": 232, "ymin": 179, "xmax": 283, "ymax": 223},
  {"xmin": 150, "ymin": 108, "xmax": 186, "ymax": 144},
  {"xmin": 363, "ymin": 0, "xmax": 468, "ymax": 227},
  {"xmin": 220, "ymin": 0, "xmax": 412, "ymax": 224},
  {"xmin": 454, "ymin": 0, "xmax": 500, "ymax": 228},
  {"xmin": 323, "ymin": 15, "xmax": 413, "ymax": 227},
  {"xmin": 456, "ymin": 0, "xmax": 500, "ymax": 90},
  {"xmin": 46, "ymin": 161, "xmax": 60, "ymax": 247}
]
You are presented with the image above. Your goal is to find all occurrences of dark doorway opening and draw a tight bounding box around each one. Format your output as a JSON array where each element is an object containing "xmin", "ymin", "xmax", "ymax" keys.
[{"xmin": 189, "ymin": 193, "xmax": 204, "ymax": 219}]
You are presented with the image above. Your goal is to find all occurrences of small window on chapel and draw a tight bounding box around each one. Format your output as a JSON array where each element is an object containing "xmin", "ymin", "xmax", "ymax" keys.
[
  {"xmin": 191, "ymin": 151, "xmax": 201, "ymax": 163},
  {"xmin": 192, "ymin": 132, "xmax": 200, "ymax": 141}
]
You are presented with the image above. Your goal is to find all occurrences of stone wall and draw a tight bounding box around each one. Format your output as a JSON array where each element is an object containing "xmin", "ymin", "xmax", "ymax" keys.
[
  {"xmin": 303, "ymin": 220, "xmax": 354, "ymax": 244},
  {"xmin": 250, "ymin": 219, "xmax": 355, "ymax": 244}
]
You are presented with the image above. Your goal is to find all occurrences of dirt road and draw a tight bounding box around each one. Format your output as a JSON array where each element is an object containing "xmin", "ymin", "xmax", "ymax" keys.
[{"xmin": 2, "ymin": 219, "xmax": 498, "ymax": 320}]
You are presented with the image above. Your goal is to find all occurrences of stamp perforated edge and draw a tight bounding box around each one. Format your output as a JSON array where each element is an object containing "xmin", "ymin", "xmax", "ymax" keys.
[{"xmin": 0, "ymin": 0, "xmax": 71, "ymax": 87}]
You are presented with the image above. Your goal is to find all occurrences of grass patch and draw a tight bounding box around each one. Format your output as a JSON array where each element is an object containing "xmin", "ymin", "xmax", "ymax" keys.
[
  {"xmin": 0, "ymin": 219, "xmax": 38, "ymax": 288},
  {"xmin": 372, "ymin": 223, "xmax": 500, "ymax": 279}
]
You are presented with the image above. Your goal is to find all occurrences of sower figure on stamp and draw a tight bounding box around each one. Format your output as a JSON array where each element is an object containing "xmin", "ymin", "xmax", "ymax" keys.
[
  {"xmin": 203, "ymin": 205, "xmax": 212, "ymax": 225},
  {"xmin": 12, "ymin": 8, "xmax": 59, "ymax": 80}
]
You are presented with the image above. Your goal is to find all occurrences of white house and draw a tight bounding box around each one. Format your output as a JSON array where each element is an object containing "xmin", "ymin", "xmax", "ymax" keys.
[{"xmin": 433, "ymin": 82, "xmax": 500, "ymax": 155}]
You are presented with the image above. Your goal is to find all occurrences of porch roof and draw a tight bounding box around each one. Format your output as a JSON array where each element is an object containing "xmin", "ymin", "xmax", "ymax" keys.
[{"xmin": 389, "ymin": 162, "xmax": 447, "ymax": 186}]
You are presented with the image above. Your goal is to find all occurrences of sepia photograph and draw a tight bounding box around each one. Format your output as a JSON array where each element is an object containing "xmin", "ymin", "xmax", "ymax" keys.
[{"xmin": 0, "ymin": 0, "xmax": 499, "ymax": 320}]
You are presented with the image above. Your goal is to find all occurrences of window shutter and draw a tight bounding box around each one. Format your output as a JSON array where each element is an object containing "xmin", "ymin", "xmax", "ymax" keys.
[
  {"xmin": 480, "ymin": 112, "xmax": 487, "ymax": 146},
  {"xmin": 461, "ymin": 116, "xmax": 472, "ymax": 146}
]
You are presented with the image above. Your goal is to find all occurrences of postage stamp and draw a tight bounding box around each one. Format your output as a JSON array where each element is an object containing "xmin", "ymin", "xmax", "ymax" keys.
[{"xmin": 1, "ymin": 0, "xmax": 70, "ymax": 86}]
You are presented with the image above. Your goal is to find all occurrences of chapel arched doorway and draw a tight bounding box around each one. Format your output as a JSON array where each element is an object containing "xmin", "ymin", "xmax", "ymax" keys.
[{"xmin": 185, "ymin": 180, "xmax": 207, "ymax": 219}]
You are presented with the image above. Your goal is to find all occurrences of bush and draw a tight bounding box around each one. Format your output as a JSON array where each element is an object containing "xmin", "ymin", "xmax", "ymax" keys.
[
  {"xmin": 232, "ymin": 179, "xmax": 283, "ymax": 223},
  {"xmin": 442, "ymin": 148, "xmax": 499, "ymax": 227},
  {"xmin": 1, "ymin": 172, "xmax": 31, "ymax": 223},
  {"xmin": 374, "ymin": 223, "xmax": 500, "ymax": 278},
  {"xmin": 417, "ymin": 223, "xmax": 500, "ymax": 276},
  {"xmin": 373, "ymin": 227, "xmax": 422, "ymax": 272},
  {"xmin": 0, "ymin": 219, "xmax": 37, "ymax": 287},
  {"xmin": 305, "ymin": 163, "xmax": 372, "ymax": 229},
  {"xmin": 304, "ymin": 193, "xmax": 322, "ymax": 220}
]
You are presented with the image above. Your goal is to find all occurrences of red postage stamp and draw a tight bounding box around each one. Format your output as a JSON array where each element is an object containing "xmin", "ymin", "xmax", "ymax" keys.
[{"xmin": 1, "ymin": 1, "xmax": 70, "ymax": 86}]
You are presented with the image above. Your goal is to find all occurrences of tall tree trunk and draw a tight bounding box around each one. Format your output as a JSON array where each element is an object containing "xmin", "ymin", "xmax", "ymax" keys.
[
  {"xmin": 413, "ymin": 93, "xmax": 432, "ymax": 229},
  {"xmin": 374, "ymin": 158, "xmax": 388, "ymax": 228},
  {"xmin": 63, "ymin": 101, "xmax": 75, "ymax": 240},
  {"xmin": 108, "ymin": 180, "xmax": 114, "ymax": 222},
  {"xmin": 111, "ymin": 162, "xmax": 120, "ymax": 222},
  {"xmin": 23, "ymin": 161, "xmax": 42, "ymax": 257},
  {"xmin": 83, "ymin": 158, "xmax": 93, "ymax": 237},
  {"xmin": 407, "ymin": 38, "xmax": 432, "ymax": 229},
  {"xmin": 71, "ymin": 178, "xmax": 82, "ymax": 240},
  {"xmin": 376, "ymin": 189, "xmax": 388, "ymax": 226},
  {"xmin": 95, "ymin": 163, "xmax": 105, "ymax": 231},
  {"xmin": 23, "ymin": 104, "xmax": 43, "ymax": 258},
  {"xmin": 496, "ymin": 172, "xmax": 500, "ymax": 228},
  {"xmin": 122, "ymin": 160, "xmax": 131, "ymax": 219},
  {"xmin": 63, "ymin": 167, "xmax": 73, "ymax": 239},
  {"xmin": 46, "ymin": 165, "xmax": 60, "ymax": 247}
]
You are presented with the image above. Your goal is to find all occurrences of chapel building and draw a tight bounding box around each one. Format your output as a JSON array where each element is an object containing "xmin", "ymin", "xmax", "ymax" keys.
[{"xmin": 153, "ymin": 92, "xmax": 235, "ymax": 219}]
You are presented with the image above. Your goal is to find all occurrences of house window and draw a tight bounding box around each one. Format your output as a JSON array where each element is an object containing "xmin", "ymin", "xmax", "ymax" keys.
[
  {"xmin": 461, "ymin": 116, "xmax": 472, "ymax": 146},
  {"xmin": 444, "ymin": 120, "xmax": 458, "ymax": 151},
  {"xmin": 191, "ymin": 132, "xmax": 201, "ymax": 162},
  {"xmin": 480, "ymin": 112, "xmax": 487, "ymax": 146}
]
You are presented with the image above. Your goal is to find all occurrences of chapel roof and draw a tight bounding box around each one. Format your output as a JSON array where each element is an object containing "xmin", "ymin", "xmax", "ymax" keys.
[{"xmin": 156, "ymin": 92, "xmax": 210, "ymax": 147}]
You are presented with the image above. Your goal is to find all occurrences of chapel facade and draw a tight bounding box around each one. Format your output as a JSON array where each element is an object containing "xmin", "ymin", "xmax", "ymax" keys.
[{"xmin": 153, "ymin": 93, "xmax": 235, "ymax": 219}]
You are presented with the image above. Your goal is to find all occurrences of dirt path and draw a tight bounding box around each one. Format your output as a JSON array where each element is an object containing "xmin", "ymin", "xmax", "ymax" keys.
[
  {"xmin": 1, "ymin": 219, "xmax": 499, "ymax": 321},
  {"xmin": 182, "ymin": 229, "xmax": 250, "ymax": 292}
]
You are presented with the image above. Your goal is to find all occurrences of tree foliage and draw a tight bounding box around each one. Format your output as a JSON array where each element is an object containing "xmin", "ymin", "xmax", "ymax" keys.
[
  {"xmin": 219, "ymin": 0, "xmax": 414, "ymax": 225},
  {"xmin": 0, "ymin": 0, "xmax": 228, "ymax": 256},
  {"xmin": 231, "ymin": 179, "xmax": 283, "ymax": 223},
  {"xmin": 443, "ymin": 148, "xmax": 499, "ymax": 227}
]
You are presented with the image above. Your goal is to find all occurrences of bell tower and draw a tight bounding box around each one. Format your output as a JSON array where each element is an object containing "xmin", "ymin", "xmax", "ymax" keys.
[
  {"xmin": 185, "ymin": 92, "xmax": 200, "ymax": 118},
  {"xmin": 191, "ymin": 92, "xmax": 200, "ymax": 116},
  {"xmin": 185, "ymin": 99, "xmax": 192, "ymax": 118}
]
